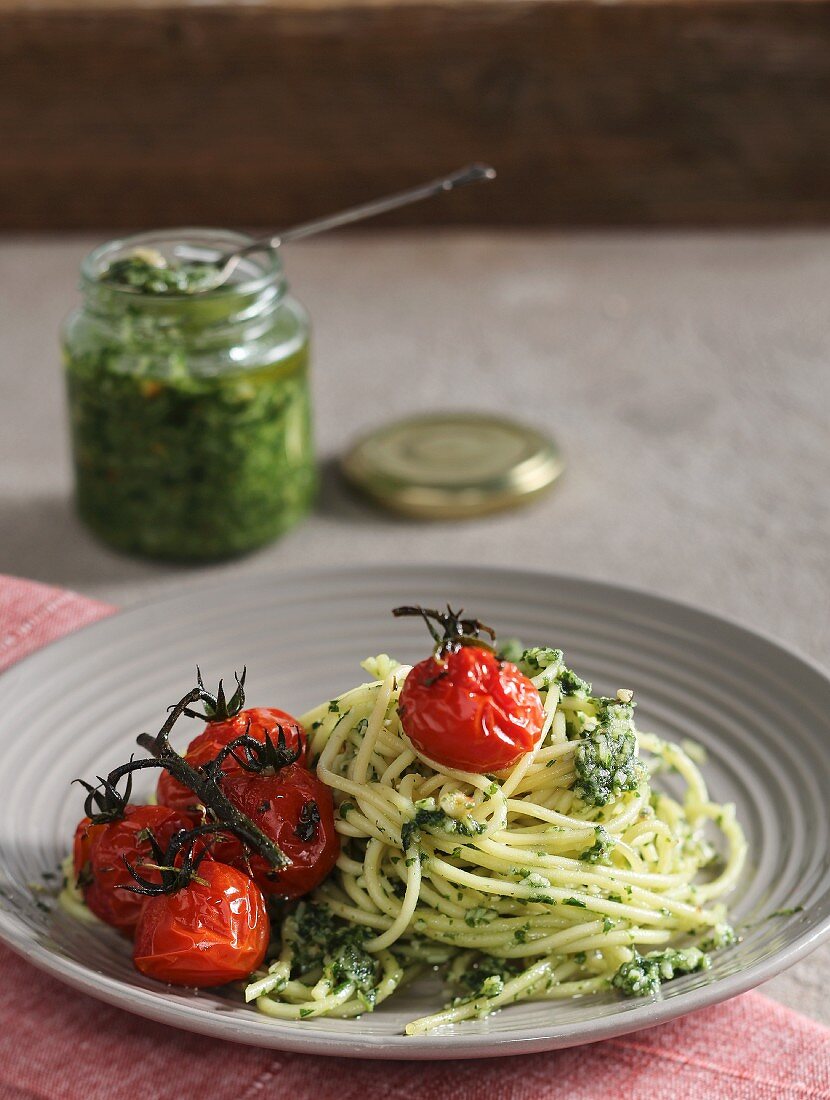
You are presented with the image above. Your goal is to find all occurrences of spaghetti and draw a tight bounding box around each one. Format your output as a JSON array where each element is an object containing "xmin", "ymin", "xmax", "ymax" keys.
[{"xmin": 247, "ymin": 648, "xmax": 746, "ymax": 1033}]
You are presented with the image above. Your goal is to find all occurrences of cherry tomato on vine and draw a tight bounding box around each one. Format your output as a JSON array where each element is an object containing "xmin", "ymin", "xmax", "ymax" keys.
[
  {"xmin": 77, "ymin": 804, "xmax": 194, "ymax": 934},
  {"xmin": 395, "ymin": 607, "xmax": 544, "ymax": 773},
  {"xmin": 219, "ymin": 763, "xmax": 339, "ymax": 899},
  {"xmin": 156, "ymin": 707, "xmax": 307, "ymax": 818},
  {"xmin": 133, "ymin": 860, "xmax": 270, "ymax": 987}
]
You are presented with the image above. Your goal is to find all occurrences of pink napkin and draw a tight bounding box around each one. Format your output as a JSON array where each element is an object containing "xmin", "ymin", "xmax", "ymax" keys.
[{"xmin": 1, "ymin": 575, "xmax": 829, "ymax": 1100}]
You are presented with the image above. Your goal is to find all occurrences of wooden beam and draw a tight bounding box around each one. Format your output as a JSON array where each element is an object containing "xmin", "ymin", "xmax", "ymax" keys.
[{"xmin": 2, "ymin": 0, "xmax": 830, "ymax": 228}]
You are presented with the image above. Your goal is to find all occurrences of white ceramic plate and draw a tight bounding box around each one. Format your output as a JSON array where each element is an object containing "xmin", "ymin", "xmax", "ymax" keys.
[{"xmin": 0, "ymin": 566, "xmax": 828, "ymax": 1059}]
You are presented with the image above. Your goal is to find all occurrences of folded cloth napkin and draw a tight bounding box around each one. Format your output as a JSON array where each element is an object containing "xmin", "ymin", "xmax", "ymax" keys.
[{"xmin": 1, "ymin": 575, "xmax": 828, "ymax": 1100}]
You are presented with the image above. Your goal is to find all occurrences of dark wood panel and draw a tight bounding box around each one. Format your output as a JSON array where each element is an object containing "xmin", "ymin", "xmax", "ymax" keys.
[{"xmin": 1, "ymin": 0, "xmax": 830, "ymax": 228}]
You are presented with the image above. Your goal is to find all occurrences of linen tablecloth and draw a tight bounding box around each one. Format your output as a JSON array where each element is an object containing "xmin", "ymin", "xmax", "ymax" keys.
[{"xmin": 1, "ymin": 575, "xmax": 828, "ymax": 1100}]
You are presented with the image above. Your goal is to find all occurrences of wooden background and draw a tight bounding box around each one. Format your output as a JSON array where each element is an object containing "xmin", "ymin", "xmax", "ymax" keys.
[{"xmin": 2, "ymin": 0, "xmax": 830, "ymax": 229}]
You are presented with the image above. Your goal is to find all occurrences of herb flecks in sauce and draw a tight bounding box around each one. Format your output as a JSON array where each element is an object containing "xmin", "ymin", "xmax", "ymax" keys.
[{"xmin": 102, "ymin": 249, "xmax": 220, "ymax": 295}]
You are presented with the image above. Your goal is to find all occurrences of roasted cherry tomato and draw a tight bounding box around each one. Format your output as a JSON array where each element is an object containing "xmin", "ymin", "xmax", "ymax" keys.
[
  {"xmin": 79, "ymin": 804, "xmax": 194, "ymax": 934},
  {"xmin": 398, "ymin": 643, "xmax": 544, "ymax": 773},
  {"xmin": 133, "ymin": 860, "xmax": 269, "ymax": 987},
  {"xmin": 156, "ymin": 707, "xmax": 307, "ymax": 818},
  {"xmin": 72, "ymin": 817, "xmax": 106, "ymax": 883},
  {"xmin": 219, "ymin": 763, "xmax": 339, "ymax": 899}
]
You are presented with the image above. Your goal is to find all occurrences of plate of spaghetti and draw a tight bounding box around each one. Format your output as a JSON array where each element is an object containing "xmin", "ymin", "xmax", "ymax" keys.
[{"xmin": 0, "ymin": 566, "xmax": 828, "ymax": 1058}]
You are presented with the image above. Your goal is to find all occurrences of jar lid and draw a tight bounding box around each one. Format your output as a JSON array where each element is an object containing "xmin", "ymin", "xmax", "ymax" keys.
[{"xmin": 341, "ymin": 412, "xmax": 563, "ymax": 519}]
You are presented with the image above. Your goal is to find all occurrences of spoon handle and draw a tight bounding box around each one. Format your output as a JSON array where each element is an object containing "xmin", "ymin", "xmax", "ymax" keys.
[{"xmin": 247, "ymin": 163, "xmax": 496, "ymax": 255}]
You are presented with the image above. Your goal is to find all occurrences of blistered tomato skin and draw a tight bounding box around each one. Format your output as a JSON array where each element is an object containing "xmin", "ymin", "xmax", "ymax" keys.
[
  {"xmin": 219, "ymin": 764, "xmax": 340, "ymax": 899},
  {"xmin": 156, "ymin": 707, "xmax": 307, "ymax": 818},
  {"xmin": 133, "ymin": 861, "xmax": 270, "ymax": 987},
  {"xmin": 398, "ymin": 645, "xmax": 545, "ymax": 773},
  {"xmin": 81, "ymin": 805, "xmax": 194, "ymax": 934},
  {"xmin": 72, "ymin": 816, "xmax": 105, "ymax": 884}
]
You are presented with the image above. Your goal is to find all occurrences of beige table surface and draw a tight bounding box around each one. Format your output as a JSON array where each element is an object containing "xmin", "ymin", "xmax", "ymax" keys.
[{"xmin": 1, "ymin": 230, "xmax": 828, "ymax": 1025}]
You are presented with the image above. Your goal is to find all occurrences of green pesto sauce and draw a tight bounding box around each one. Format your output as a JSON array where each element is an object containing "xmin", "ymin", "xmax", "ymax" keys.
[
  {"xmin": 64, "ymin": 256, "xmax": 316, "ymax": 562},
  {"xmin": 102, "ymin": 251, "xmax": 220, "ymax": 295}
]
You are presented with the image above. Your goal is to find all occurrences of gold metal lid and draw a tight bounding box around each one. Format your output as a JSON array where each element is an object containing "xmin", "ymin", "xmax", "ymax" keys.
[{"xmin": 341, "ymin": 413, "xmax": 563, "ymax": 519}]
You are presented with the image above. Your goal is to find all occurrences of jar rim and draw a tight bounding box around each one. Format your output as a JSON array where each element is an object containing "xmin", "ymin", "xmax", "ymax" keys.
[{"xmin": 80, "ymin": 227, "xmax": 285, "ymax": 301}]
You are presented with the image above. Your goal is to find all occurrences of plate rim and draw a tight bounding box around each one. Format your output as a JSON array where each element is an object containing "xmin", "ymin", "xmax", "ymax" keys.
[
  {"xmin": 1, "ymin": 563, "xmax": 828, "ymax": 1059},
  {"xmin": 6, "ymin": 561, "xmax": 830, "ymax": 697}
]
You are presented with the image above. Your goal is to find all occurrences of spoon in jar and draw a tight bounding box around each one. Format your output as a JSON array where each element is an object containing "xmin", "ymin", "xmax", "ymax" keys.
[{"xmin": 174, "ymin": 163, "xmax": 496, "ymax": 290}]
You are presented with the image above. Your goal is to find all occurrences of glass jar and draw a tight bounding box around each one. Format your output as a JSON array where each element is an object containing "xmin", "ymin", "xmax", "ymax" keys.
[{"xmin": 62, "ymin": 230, "xmax": 316, "ymax": 561}]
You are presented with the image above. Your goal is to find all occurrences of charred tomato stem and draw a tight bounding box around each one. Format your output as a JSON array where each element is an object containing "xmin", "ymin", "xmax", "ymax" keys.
[
  {"xmin": 392, "ymin": 604, "xmax": 497, "ymax": 656},
  {"xmin": 73, "ymin": 762, "xmax": 134, "ymax": 823},
  {"xmin": 128, "ymin": 685, "xmax": 289, "ymax": 870},
  {"xmin": 123, "ymin": 824, "xmax": 227, "ymax": 896},
  {"xmin": 178, "ymin": 667, "xmax": 247, "ymax": 723},
  {"xmin": 211, "ymin": 727, "xmax": 301, "ymax": 777}
]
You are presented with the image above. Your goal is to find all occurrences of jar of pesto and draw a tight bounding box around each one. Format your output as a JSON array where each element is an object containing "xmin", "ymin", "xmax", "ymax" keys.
[{"xmin": 63, "ymin": 230, "xmax": 316, "ymax": 561}]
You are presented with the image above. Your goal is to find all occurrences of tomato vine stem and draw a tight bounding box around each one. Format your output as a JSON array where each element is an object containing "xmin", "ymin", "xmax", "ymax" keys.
[{"xmin": 105, "ymin": 684, "xmax": 292, "ymax": 870}]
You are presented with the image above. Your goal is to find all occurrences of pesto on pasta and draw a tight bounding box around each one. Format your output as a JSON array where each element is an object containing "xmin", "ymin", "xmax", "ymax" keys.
[{"xmin": 246, "ymin": 646, "xmax": 746, "ymax": 1034}]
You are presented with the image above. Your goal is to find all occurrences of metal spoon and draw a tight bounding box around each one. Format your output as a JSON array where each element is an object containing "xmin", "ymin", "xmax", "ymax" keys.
[{"xmin": 176, "ymin": 163, "xmax": 496, "ymax": 289}]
